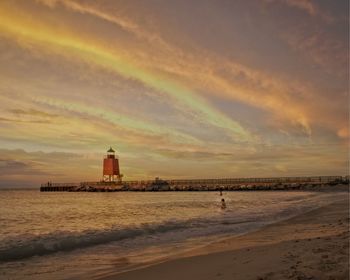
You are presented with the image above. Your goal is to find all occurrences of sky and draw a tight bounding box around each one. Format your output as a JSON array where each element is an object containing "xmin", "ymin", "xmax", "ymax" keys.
[{"xmin": 0, "ymin": 0, "xmax": 348, "ymax": 187}]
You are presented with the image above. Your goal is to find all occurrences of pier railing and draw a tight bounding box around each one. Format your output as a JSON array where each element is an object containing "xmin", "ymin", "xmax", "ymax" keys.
[
  {"xmin": 41, "ymin": 176, "xmax": 344, "ymax": 188},
  {"xmin": 40, "ymin": 175, "xmax": 346, "ymax": 191},
  {"xmin": 124, "ymin": 175, "xmax": 343, "ymax": 186},
  {"xmin": 41, "ymin": 182, "xmax": 80, "ymax": 187}
]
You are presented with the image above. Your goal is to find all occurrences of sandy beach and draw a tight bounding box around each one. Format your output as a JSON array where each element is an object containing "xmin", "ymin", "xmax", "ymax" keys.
[{"xmin": 100, "ymin": 193, "xmax": 349, "ymax": 280}]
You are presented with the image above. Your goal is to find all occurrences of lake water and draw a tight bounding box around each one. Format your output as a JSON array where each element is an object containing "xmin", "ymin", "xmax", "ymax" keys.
[{"xmin": 0, "ymin": 189, "xmax": 346, "ymax": 279}]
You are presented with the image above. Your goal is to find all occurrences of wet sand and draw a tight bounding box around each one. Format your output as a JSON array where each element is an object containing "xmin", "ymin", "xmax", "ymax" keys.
[{"xmin": 100, "ymin": 192, "xmax": 349, "ymax": 280}]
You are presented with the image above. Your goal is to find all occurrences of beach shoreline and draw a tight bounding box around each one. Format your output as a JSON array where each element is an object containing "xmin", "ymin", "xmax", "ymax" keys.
[{"xmin": 99, "ymin": 190, "xmax": 349, "ymax": 280}]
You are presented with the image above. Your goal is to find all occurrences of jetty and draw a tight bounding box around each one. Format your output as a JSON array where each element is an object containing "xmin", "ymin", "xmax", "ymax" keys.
[{"xmin": 40, "ymin": 176, "xmax": 348, "ymax": 192}]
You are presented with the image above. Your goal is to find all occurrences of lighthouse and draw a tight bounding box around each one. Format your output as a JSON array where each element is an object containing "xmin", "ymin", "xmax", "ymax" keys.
[{"xmin": 103, "ymin": 147, "xmax": 121, "ymax": 183}]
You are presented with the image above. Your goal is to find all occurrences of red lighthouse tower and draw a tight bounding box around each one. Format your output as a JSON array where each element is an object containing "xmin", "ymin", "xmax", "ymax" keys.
[{"xmin": 103, "ymin": 147, "xmax": 121, "ymax": 183}]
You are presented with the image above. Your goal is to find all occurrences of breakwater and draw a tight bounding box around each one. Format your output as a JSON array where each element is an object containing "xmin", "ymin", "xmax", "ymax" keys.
[{"xmin": 40, "ymin": 176, "xmax": 348, "ymax": 192}]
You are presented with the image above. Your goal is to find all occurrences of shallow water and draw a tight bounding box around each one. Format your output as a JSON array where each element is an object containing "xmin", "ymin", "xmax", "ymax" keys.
[{"xmin": 0, "ymin": 189, "xmax": 345, "ymax": 279}]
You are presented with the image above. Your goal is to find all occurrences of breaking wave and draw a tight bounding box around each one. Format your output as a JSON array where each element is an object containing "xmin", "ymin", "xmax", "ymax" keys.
[
  {"xmin": 0, "ymin": 220, "xmax": 192, "ymax": 262},
  {"xmin": 0, "ymin": 216, "xmax": 258, "ymax": 262}
]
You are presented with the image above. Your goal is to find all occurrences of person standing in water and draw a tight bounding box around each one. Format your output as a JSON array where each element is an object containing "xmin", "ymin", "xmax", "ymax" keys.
[{"xmin": 221, "ymin": 198, "xmax": 226, "ymax": 209}]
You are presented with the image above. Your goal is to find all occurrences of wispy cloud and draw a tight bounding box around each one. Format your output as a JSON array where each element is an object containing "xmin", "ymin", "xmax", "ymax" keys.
[
  {"xmin": 263, "ymin": 0, "xmax": 334, "ymax": 22},
  {"xmin": 0, "ymin": 2, "xmax": 251, "ymax": 142}
]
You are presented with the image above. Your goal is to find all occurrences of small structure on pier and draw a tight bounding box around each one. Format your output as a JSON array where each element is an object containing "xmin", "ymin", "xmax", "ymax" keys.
[{"xmin": 103, "ymin": 147, "xmax": 122, "ymax": 183}]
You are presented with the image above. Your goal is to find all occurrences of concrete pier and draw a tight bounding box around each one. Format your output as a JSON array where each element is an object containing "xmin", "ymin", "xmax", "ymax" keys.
[
  {"xmin": 40, "ymin": 185, "xmax": 76, "ymax": 192},
  {"xmin": 40, "ymin": 176, "xmax": 347, "ymax": 192}
]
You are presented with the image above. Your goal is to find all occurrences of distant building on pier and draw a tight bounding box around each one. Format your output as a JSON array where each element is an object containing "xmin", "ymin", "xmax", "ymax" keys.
[{"xmin": 103, "ymin": 147, "xmax": 122, "ymax": 183}]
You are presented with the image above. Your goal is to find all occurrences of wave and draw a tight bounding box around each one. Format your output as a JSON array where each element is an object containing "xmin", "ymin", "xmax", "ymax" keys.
[
  {"xmin": 0, "ymin": 216, "xmax": 259, "ymax": 262},
  {"xmin": 0, "ymin": 220, "xmax": 189, "ymax": 262}
]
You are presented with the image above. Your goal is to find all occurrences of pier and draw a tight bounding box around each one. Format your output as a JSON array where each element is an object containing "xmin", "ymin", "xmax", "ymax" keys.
[
  {"xmin": 40, "ymin": 183, "xmax": 79, "ymax": 192},
  {"xmin": 40, "ymin": 176, "xmax": 347, "ymax": 192}
]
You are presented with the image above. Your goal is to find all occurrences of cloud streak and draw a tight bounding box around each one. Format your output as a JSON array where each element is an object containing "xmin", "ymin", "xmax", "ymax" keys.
[{"xmin": 0, "ymin": 1, "xmax": 251, "ymax": 142}]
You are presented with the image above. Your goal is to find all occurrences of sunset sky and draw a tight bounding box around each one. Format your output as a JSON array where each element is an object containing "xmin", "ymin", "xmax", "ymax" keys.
[{"xmin": 0, "ymin": 0, "xmax": 348, "ymax": 187}]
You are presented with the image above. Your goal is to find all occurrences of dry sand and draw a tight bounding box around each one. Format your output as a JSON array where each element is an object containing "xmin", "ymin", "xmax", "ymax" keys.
[{"xmin": 100, "ymin": 194, "xmax": 349, "ymax": 280}]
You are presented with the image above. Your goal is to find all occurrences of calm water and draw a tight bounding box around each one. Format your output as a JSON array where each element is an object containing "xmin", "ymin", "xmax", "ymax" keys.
[{"xmin": 0, "ymin": 189, "xmax": 346, "ymax": 279}]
